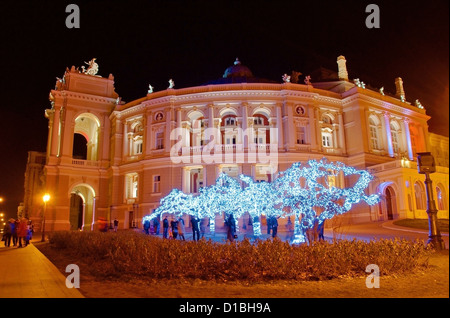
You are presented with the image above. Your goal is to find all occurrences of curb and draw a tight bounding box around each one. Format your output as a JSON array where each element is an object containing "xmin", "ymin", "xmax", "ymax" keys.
[{"xmin": 381, "ymin": 220, "xmax": 449, "ymax": 237}]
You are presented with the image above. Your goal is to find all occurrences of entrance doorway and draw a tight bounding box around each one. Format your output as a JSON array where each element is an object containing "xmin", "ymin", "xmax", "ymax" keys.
[
  {"xmin": 385, "ymin": 186, "xmax": 396, "ymax": 220},
  {"xmin": 69, "ymin": 193, "xmax": 84, "ymax": 230}
]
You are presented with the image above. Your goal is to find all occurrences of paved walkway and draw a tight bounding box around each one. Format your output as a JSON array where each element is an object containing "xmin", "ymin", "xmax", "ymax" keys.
[
  {"xmin": 0, "ymin": 220, "xmax": 447, "ymax": 298},
  {"xmin": 0, "ymin": 239, "xmax": 84, "ymax": 298}
]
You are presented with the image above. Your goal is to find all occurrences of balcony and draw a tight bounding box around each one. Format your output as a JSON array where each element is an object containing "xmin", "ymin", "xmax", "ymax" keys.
[{"xmin": 71, "ymin": 159, "xmax": 100, "ymax": 167}]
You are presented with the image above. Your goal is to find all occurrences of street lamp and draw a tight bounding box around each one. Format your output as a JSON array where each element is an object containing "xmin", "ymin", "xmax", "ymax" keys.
[
  {"xmin": 41, "ymin": 193, "xmax": 50, "ymax": 242},
  {"xmin": 417, "ymin": 152, "xmax": 445, "ymax": 250}
]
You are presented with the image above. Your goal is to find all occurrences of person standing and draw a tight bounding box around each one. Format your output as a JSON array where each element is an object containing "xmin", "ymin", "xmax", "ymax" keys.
[
  {"xmin": 153, "ymin": 218, "xmax": 160, "ymax": 235},
  {"xmin": 163, "ymin": 216, "xmax": 169, "ymax": 239},
  {"xmin": 177, "ymin": 216, "xmax": 186, "ymax": 241},
  {"xmin": 199, "ymin": 218, "xmax": 206, "ymax": 239},
  {"xmin": 17, "ymin": 218, "xmax": 28, "ymax": 248},
  {"xmin": 266, "ymin": 216, "xmax": 272, "ymax": 235},
  {"xmin": 171, "ymin": 217, "xmax": 179, "ymax": 239},
  {"xmin": 271, "ymin": 216, "xmax": 278, "ymax": 238},
  {"xmin": 12, "ymin": 219, "xmax": 18, "ymax": 246},
  {"xmin": 318, "ymin": 219, "xmax": 325, "ymax": 241},
  {"xmin": 2, "ymin": 219, "xmax": 12, "ymax": 247},
  {"xmin": 113, "ymin": 218, "xmax": 119, "ymax": 232},
  {"xmin": 191, "ymin": 216, "xmax": 200, "ymax": 241},
  {"xmin": 143, "ymin": 219, "xmax": 150, "ymax": 235},
  {"xmin": 226, "ymin": 214, "xmax": 236, "ymax": 242}
]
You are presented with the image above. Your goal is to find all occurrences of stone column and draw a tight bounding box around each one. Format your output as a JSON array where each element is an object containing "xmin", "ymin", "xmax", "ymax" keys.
[
  {"xmin": 403, "ymin": 118, "xmax": 414, "ymax": 160},
  {"xmin": 383, "ymin": 112, "xmax": 394, "ymax": 157},
  {"xmin": 50, "ymin": 106, "xmax": 61, "ymax": 157},
  {"xmin": 241, "ymin": 102, "xmax": 248, "ymax": 148},
  {"xmin": 276, "ymin": 104, "xmax": 284, "ymax": 150},
  {"xmin": 338, "ymin": 111, "xmax": 347, "ymax": 154},
  {"xmin": 314, "ymin": 106, "xmax": 322, "ymax": 152}
]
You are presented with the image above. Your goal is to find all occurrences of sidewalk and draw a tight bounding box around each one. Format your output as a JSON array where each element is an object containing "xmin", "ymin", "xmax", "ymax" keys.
[
  {"xmin": 381, "ymin": 219, "xmax": 449, "ymax": 236},
  {"xmin": 0, "ymin": 239, "xmax": 84, "ymax": 298}
]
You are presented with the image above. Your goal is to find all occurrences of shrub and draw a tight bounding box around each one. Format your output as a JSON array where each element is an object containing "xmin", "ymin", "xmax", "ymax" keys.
[{"xmin": 47, "ymin": 231, "xmax": 432, "ymax": 282}]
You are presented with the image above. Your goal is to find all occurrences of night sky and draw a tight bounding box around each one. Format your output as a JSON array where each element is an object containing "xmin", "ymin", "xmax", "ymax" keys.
[{"xmin": 0, "ymin": 0, "xmax": 448, "ymax": 220}]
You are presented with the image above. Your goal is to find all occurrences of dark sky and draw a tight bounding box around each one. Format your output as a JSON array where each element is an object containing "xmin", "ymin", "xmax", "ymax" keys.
[{"xmin": 0, "ymin": 0, "xmax": 448, "ymax": 219}]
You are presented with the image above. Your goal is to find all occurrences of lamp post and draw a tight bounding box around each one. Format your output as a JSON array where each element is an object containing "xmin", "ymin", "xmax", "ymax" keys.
[
  {"xmin": 41, "ymin": 194, "xmax": 50, "ymax": 242},
  {"xmin": 417, "ymin": 152, "xmax": 445, "ymax": 250}
]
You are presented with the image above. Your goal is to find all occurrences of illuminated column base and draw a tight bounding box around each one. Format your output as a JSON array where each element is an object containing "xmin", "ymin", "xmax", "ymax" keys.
[
  {"xmin": 253, "ymin": 221, "xmax": 261, "ymax": 236},
  {"xmin": 291, "ymin": 219, "xmax": 306, "ymax": 244},
  {"xmin": 209, "ymin": 218, "xmax": 215, "ymax": 235}
]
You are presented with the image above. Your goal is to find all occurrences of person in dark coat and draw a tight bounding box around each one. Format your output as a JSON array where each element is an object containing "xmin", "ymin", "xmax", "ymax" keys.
[
  {"xmin": 266, "ymin": 216, "xmax": 272, "ymax": 235},
  {"xmin": 225, "ymin": 214, "xmax": 236, "ymax": 242},
  {"xmin": 3, "ymin": 219, "xmax": 13, "ymax": 247},
  {"xmin": 143, "ymin": 219, "xmax": 150, "ymax": 235},
  {"xmin": 153, "ymin": 218, "xmax": 160, "ymax": 235},
  {"xmin": 170, "ymin": 217, "xmax": 179, "ymax": 239},
  {"xmin": 163, "ymin": 216, "xmax": 169, "ymax": 239},
  {"xmin": 317, "ymin": 219, "xmax": 325, "ymax": 241},
  {"xmin": 271, "ymin": 216, "xmax": 279, "ymax": 238},
  {"xmin": 191, "ymin": 216, "xmax": 200, "ymax": 241},
  {"xmin": 12, "ymin": 219, "xmax": 18, "ymax": 246}
]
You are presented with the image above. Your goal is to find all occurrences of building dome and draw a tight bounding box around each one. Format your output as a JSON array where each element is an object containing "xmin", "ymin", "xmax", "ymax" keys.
[{"xmin": 223, "ymin": 58, "xmax": 254, "ymax": 78}]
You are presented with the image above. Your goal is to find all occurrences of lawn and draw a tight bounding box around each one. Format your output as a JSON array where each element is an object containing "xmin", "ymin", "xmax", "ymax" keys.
[{"xmin": 34, "ymin": 231, "xmax": 449, "ymax": 299}]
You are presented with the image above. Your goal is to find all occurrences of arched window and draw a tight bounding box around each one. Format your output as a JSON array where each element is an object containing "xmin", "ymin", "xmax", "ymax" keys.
[
  {"xmin": 390, "ymin": 122, "xmax": 400, "ymax": 154},
  {"xmin": 131, "ymin": 123, "xmax": 143, "ymax": 155},
  {"xmin": 414, "ymin": 181, "xmax": 426, "ymax": 210},
  {"xmin": 253, "ymin": 114, "xmax": 270, "ymax": 144},
  {"xmin": 436, "ymin": 184, "xmax": 446, "ymax": 211},
  {"xmin": 369, "ymin": 117, "xmax": 380, "ymax": 150}
]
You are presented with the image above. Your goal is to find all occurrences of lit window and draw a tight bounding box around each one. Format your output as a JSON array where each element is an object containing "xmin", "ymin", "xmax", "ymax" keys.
[
  {"xmin": 126, "ymin": 173, "xmax": 138, "ymax": 199},
  {"xmin": 254, "ymin": 117, "xmax": 263, "ymax": 125},
  {"xmin": 436, "ymin": 185, "xmax": 446, "ymax": 210},
  {"xmin": 156, "ymin": 132, "xmax": 164, "ymax": 149},
  {"xmin": 135, "ymin": 140, "xmax": 143, "ymax": 154},
  {"xmin": 153, "ymin": 175, "xmax": 161, "ymax": 193},
  {"xmin": 297, "ymin": 127, "xmax": 305, "ymax": 144},
  {"xmin": 369, "ymin": 118, "xmax": 379, "ymax": 150},
  {"xmin": 322, "ymin": 134, "xmax": 332, "ymax": 148},
  {"xmin": 225, "ymin": 117, "xmax": 236, "ymax": 126},
  {"xmin": 390, "ymin": 123, "xmax": 400, "ymax": 154},
  {"xmin": 414, "ymin": 181, "xmax": 426, "ymax": 210}
]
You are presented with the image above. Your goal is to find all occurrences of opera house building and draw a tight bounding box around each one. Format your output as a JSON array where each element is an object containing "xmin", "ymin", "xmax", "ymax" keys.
[{"xmin": 22, "ymin": 56, "xmax": 448, "ymax": 233}]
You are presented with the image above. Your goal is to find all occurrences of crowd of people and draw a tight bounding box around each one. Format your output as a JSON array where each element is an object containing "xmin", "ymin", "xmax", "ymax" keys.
[
  {"xmin": 2, "ymin": 217, "xmax": 34, "ymax": 248},
  {"xmin": 140, "ymin": 214, "xmax": 297, "ymax": 243}
]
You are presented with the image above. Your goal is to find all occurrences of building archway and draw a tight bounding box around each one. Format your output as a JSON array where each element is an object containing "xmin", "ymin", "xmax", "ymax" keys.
[
  {"xmin": 73, "ymin": 113, "xmax": 100, "ymax": 161},
  {"xmin": 70, "ymin": 184, "xmax": 96, "ymax": 231},
  {"xmin": 385, "ymin": 186, "xmax": 396, "ymax": 220},
  {"xmin": 69, "ymin": 192, "xmax": 84, "ymax": 230}
]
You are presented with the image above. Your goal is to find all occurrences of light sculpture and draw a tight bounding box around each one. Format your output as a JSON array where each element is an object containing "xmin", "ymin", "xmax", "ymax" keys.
[{"xmin": 142, "ymin": 159, "xmax": 379, "ymax": 243}]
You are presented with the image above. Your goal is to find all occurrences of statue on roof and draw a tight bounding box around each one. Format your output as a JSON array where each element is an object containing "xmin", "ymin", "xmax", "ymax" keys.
[
  {"xmin": 290, "ymin": 71, "xmax": 302, "ymax": 83},
  {"xmin": 168, "ymin": 79, "xmax": 175, "ymax": 89},
  {"xmin": 81, "ymin": 58, "xmax": 99, "ymax": 76},
  {"xmin": 415, "ymin": 99, "xmax": 424, "ymax": 109},
  {"xmin": 379, "ymin": 87, "xmax": 385, "ymax": 95},
  {"xmin": 304, "ymin": 75, "xmax": 312, "ymax": 86},
  {"xmin": 282, "ymin": 73, "xmax": 291, "ymax": 83},
  {"xmin": 148, "ymin": 84, "xmax": 154, "ymax": 94}
]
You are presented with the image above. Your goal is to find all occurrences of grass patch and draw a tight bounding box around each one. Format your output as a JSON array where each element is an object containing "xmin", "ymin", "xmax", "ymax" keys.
[
  {"xmin": 393, "ymin": 218, "xmax": 449, "ymax": 233},
  {"xmin": 46, "ymin": 231, "xmax": 432, "ymax": 283}
]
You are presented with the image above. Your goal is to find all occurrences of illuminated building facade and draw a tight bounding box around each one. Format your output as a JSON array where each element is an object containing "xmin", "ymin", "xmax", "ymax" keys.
[{"xmin": 25, "ymin": 57, "xmax": 449, "ymax": 232}]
